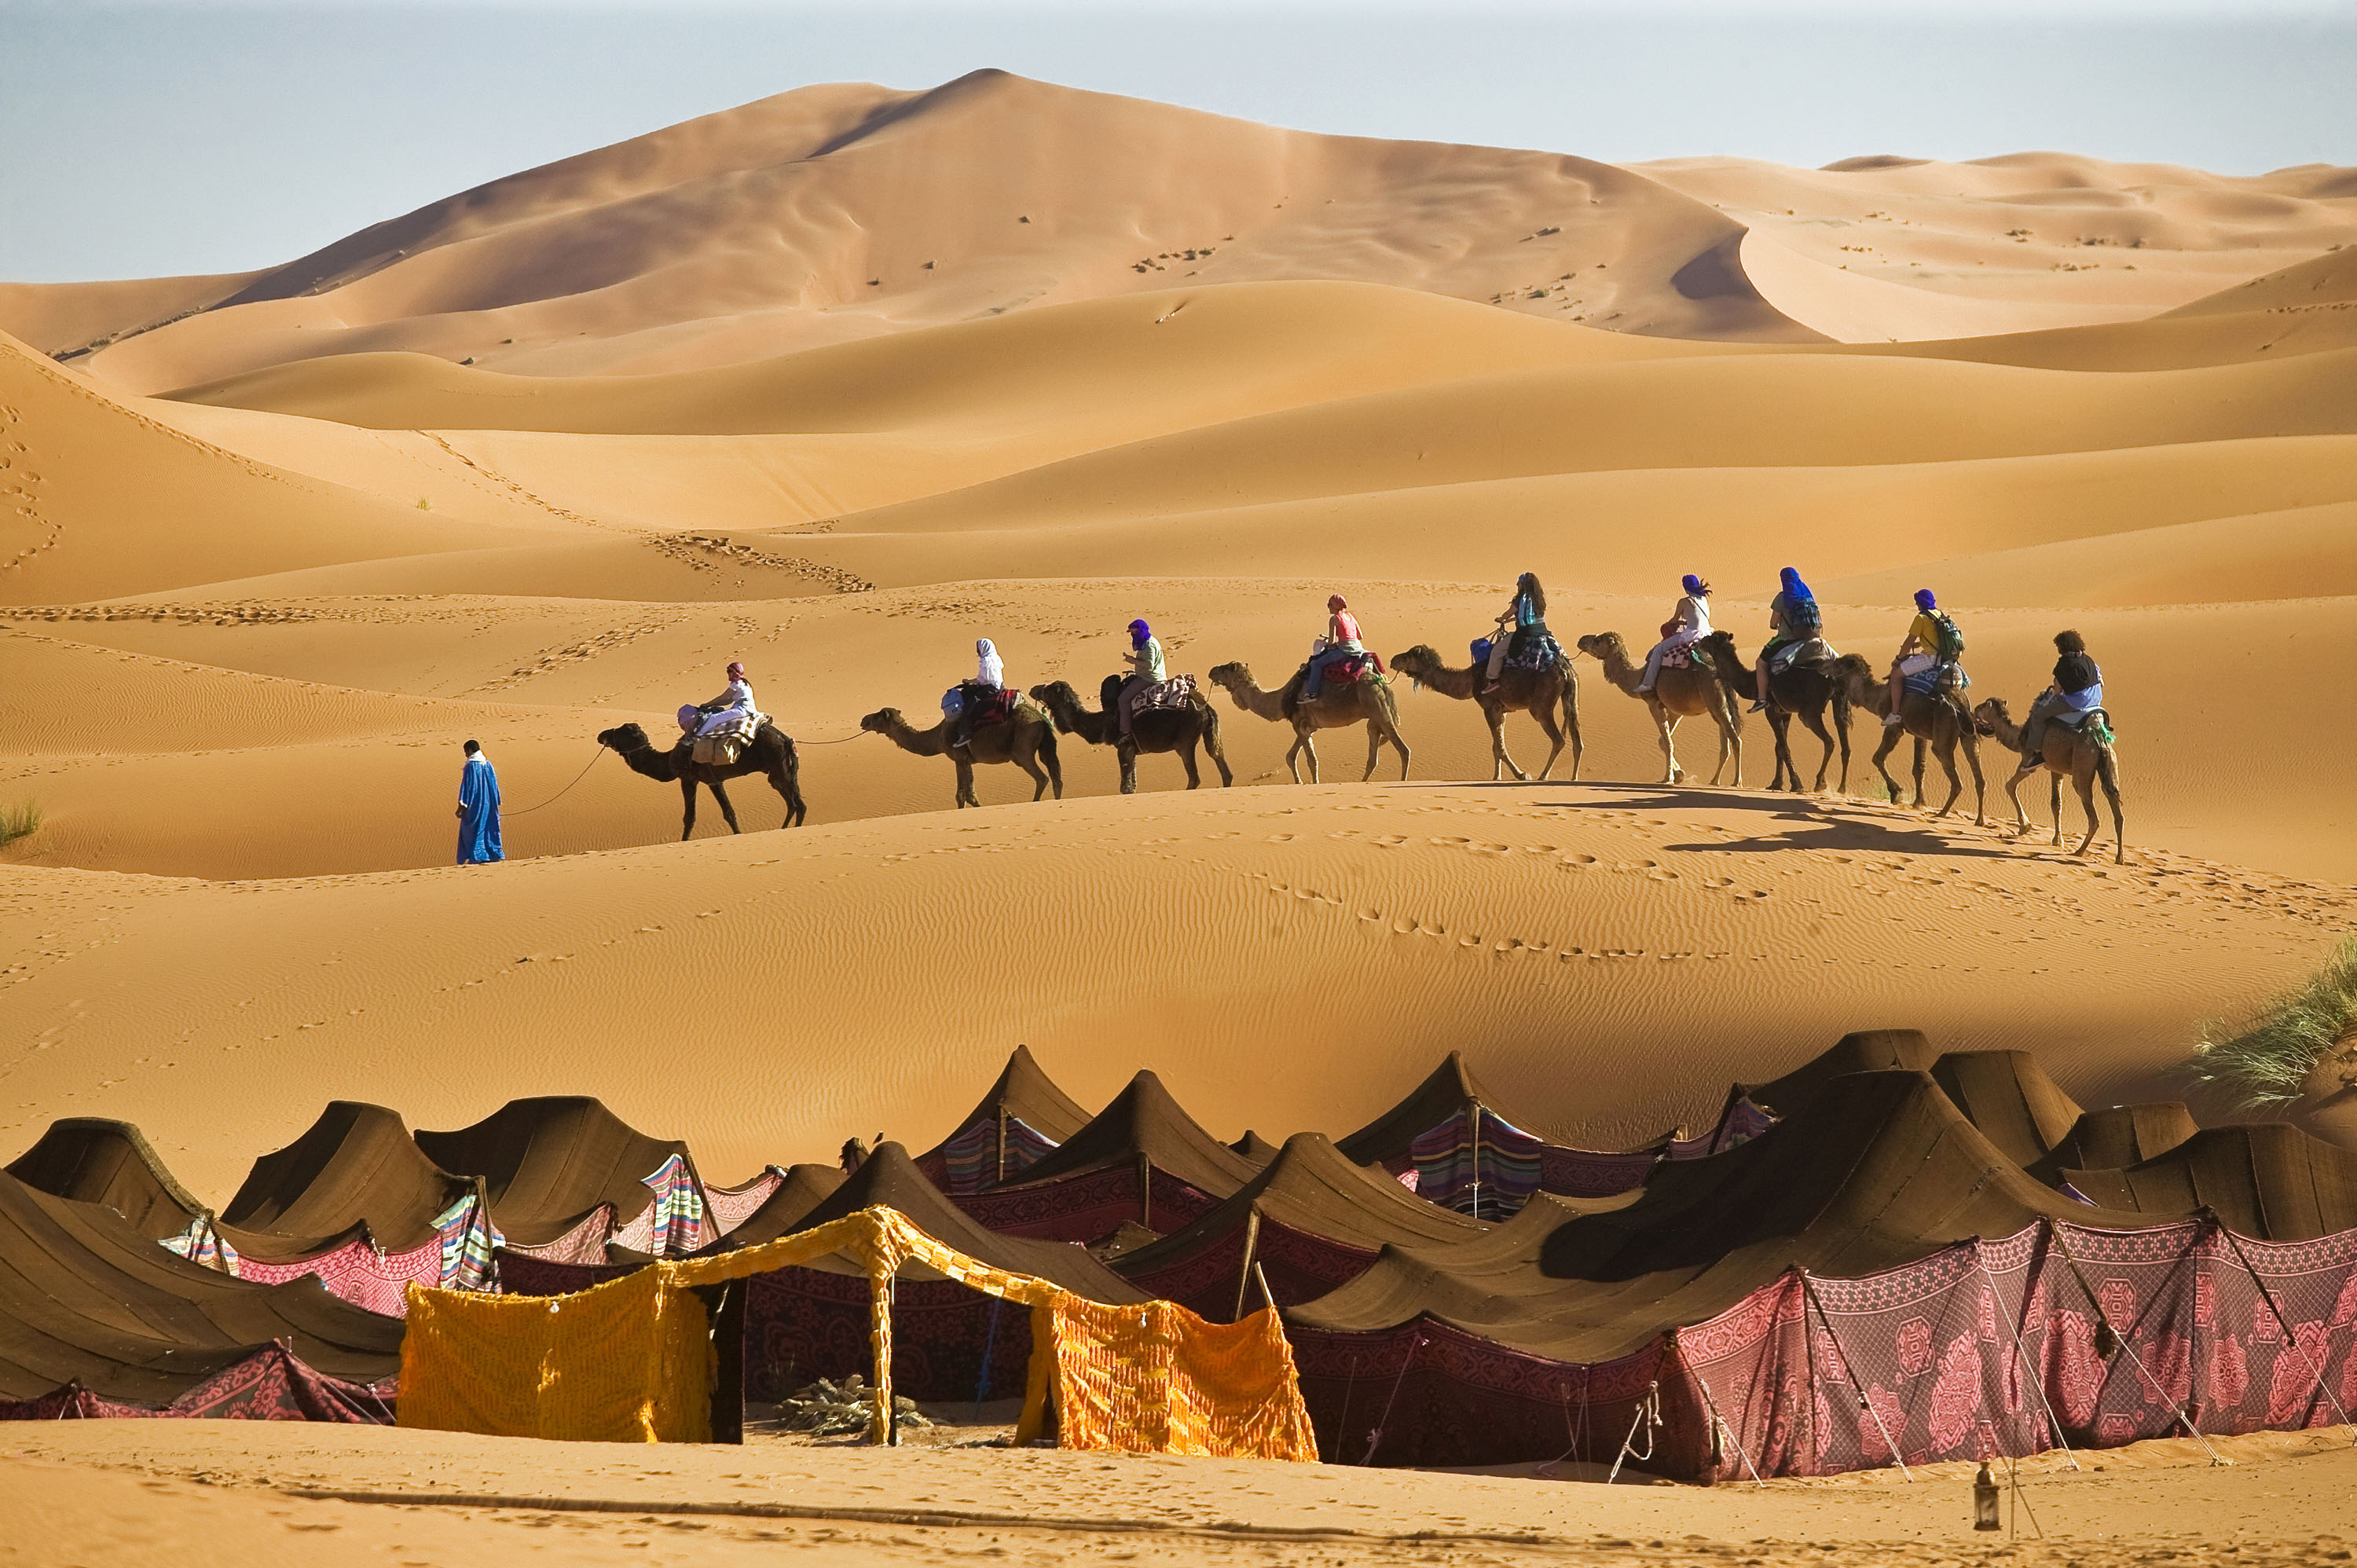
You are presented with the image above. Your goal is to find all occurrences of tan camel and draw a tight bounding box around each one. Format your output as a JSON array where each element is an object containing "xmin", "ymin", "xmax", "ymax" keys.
[
  {"xmin": 1205, "ymin": 661, "xmax": 1410, "ymax": 783},
  {"xmin": 1830, "ymin": 654, "xmax": 1985, "ymax": 825},
  {"xmin": 1972, "ymin": 697, "xmax": 2125, "ymax": 862},
  {"xmin": 1387, "ymin": 645, "xmax": 1581, "ymax": 782},
  {"xmin": 860, "ymin": 702, "xmax": 1061, "ymax": 809},
  {"xmin": 1574, "ymin": 632, "xmax": 1741, "ymax": 786}
]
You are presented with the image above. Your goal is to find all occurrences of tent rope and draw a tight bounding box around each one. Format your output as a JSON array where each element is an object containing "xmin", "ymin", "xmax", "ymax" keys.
[
  {"xmin": 1361, "ymin": 1328, "xmax": 1422, "ymax": 1465},
  {"xmin": 2213, "ymin": 1215, "xmax": 2357, "ymax": 1440},
  {"xmin": 1975, "ymin": 1244, "xmax": 2080, "ymax": 1471},
  {"xmin": 1684, "ymin": 1347, "xmax": 1767, "ymax": 1487},
  {"xmin": 2047, "ymin": 1225, "xmax": 2227, "ymax": 1466},
  {"xmin": 1606, "ymin": 1379, "xmax": 1660, "ymax": 1484},
  {"xmin": 1802, "ymin": 1273, "xmax": 1912, "ymax": 1482}
]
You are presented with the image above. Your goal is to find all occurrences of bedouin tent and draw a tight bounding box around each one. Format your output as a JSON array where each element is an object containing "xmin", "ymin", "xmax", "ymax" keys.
[
  {"xmin": 914, "ymin": 1045, "xmax": 1096, "ymax": 1194},
  {"xmin": 8, "ymin": 1116, "xmax": 222, "ymax": 1260},
  {"xmin": 955, "ymin": 1071, "xmax": 1266, "ymax": 1246},
  {"xmin": 1113, "ymin": 1132, "xmax": 1490, "ymax": 1321},
  {"xmin": 398, "ymin": 1205, "xmax": 1319, "ymax": 1462},
  {"xmin": 2062, "ymin": 1122, "xmax": 2357, "ymax": 1240},
  {"xmin": 0, "ymin": 1171, "xmax": 401, "ymax": 1415},
  {"xmin": 417, "ymin": 1097, "xmax": 711, "ymax": 1262}
]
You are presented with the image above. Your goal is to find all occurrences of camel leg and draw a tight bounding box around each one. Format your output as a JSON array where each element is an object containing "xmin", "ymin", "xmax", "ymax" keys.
[
  {"xmin": 1798, "ymin": 709, "xmax": 1837, "ymax": 793},
  {"xmin": 1831, "ymin": 693, "xmax": 1853, "ymax": 796},
  {"xmin": 1039, "ymin": 729, "xmax": 1063, "ymax": 800},
  {"xmin": 2071, "ymin": 764, "xmax": 2102, "ymax": 857},
  {"xmin": 1532, "ymin": 699, "xmax": 1566, "ymax": 782},
  {"xmin": 2098, "ymin": 749, "xmax": 2126, "ymax": 863},
  {"xmin": 1117, "ymin": 743, "xmax": 1138, "ymax": 796},
  {"xmin": 1560, "ymin": 679, "xmax": 1582, "ymax": 782},
  {"xmin": 1709, "ymin": 694, "xmax": 1742, "ymax": 787},
  {"xmin": 955, "ymin": 757, "xmax": 979, "ymax": 808},
  {"xmin": 2049, "ymin": 771, "xmax": 2064, "ymax": 847},
  {"xmin": 1910, "ymin": 735, "xmax": 1928, "ymax": 809},
  {"xmin": 2003, "ymin": 765, "xmax": 2033, "ymax": 837},
  {"xmin": 1358, "ymin": 722, "xmax": 1383, "ymax": 784},
  {"xmin": 1201, "ymin": 714, "xmax": 1233, "ymax": 787},
  {"xmin": 1929, "ymin": 738, "xmax": 1964, "ymax": 819},
  {"xmin": 1656, "ymin": 709, "xmax": 1682, "ymax": 785},
  {"xmin": 1961, "ymin": 730, "xmax": 1987, "ymax": 826},
  {"xmin": 1017, "ymin": 744, "xmax": 1050, "ymax": 803},
  {"xmin": 1391, "ymin": 719, "xmax": 1413, "ymax": 782},
  {"xmin": 1869, "ymin": 725, "xmax": 1904, "ymax": 804},
  {"xmin": 1297, "ymin": 728, "xmax": 1320, "ymax": 786},
  {"xmin": 708, "ymin": 779, "xmax": 743, "ymax": 833},
  {"xmin": 1485, "ymin": 702, "xmax": 1527, "ymax": 782},
  {"xmin": 772, "ymin": 757, "xmax": 807, "ymax": 829},
  {"xmin": 678, "ymin": 778, "xmax": 698, "ymax": 841},
  {"xmin": 1178, "ymin": 739, "xmax": 1204, "ymax": 790}
]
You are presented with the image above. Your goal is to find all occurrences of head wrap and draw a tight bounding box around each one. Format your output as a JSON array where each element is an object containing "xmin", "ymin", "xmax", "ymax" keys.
[
  {"xmin": 1913, "ymin": 589, "xmax": 1937, "ymax": 612},
  {"xmin": 1128, "ymin": 619, "xmax": 1150, "ymax": 643},
  {"xmin": 976, "ymin": 638, "xmax": 995, "ymax": 657},
  {"xmin": 1328, "ymin": 594, "xmax": 1347, "ymax": 611},
  {"xmin": 727, "ymin": 661, "xmax": 746, "ymax": 680},
  {"xmin": 1681, "ymin": 573, "xmax": 1710, "ymax": 597},
  {"xmin": 1780, "ymin": 566, "xmax": 1814, "ymax": 603}
]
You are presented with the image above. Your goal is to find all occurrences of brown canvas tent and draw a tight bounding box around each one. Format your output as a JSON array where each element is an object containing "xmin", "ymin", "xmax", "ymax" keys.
[
  {"xmin": 220, "ymin": 1101, "xmax": 483, "ymax": 1262},
  {"xmin": 7, "ymin": 1117, "xmax": 212, "ymax": 1243},
  {"xmin": 2062, "ymin": 1121, "xmax": 2357, "ymax": 1240},
  {"xmin": 958, "ymin": 1071, "xmax": 1264, "ymax": 1244},
  {"xmin": 912, "ymin": 1045, "xmax": 1094, "ymax": 1192},
  {"xmin": 417, "ymin": 1097, "xmax": 702, "ymax": 1256}
]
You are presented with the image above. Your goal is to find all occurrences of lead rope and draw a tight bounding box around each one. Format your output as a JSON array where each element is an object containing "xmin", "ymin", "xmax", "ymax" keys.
[{"xmin": 502, "ymin": 744, "xmax": 607, "ymax": 816}]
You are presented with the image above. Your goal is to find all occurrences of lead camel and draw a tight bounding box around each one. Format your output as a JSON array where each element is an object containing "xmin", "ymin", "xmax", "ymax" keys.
[{"xmin": 597, "ymin": 721, "xmax": 807, "ymax": 838}]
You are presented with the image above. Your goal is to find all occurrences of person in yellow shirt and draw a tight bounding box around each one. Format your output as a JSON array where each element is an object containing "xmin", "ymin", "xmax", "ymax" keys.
[{"xmin": 1885, "ymin": 588, "xmax": 1961, "ymax": 727}]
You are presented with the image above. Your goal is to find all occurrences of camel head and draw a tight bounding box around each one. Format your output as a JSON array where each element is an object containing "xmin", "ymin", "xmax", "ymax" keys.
[
  {"xmin": 597, "ymin": 723, "xmax": 652, "ymax": 753},
  {"xmin": 1970, "ymin": 697, "xmax": 2011, "ymax": 736},
  {"xmin": 1829, "ymin": 653, "xmax": 1878, "ymax": 702},
  {"xmin": 1574, "ymin": 632, "xmax": 1625, "ymax": 662},
  {"xmin": 1390, "ymin": 645, "xmax": 1442, "ymax": 688},
  {"xmin": 1207, "ymin": 661, "xmax": 1249, "ymax": 691},
  {"xmin": 859, "ymin": 709, "xmax": 901, "ymax": 735},
  {"xmin": 1026, "ymin": 682, "xmax": 1084, "ymax": 733}
]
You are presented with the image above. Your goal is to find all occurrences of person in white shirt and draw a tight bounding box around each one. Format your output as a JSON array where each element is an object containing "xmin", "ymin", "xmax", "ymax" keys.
[
  {"xmin": 1636, "ymin": 576, "xmax": 1713, "ymax": 694},
  {"xmin": 947, "ymin": 639, "xmax": 1006, "ymax": 753}
]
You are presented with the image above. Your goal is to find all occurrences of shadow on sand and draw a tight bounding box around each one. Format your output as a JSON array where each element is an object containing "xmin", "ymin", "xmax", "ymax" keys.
[{"xmin": 1384, "ymin": 779, "xmax": 2009, "ymax": 860}]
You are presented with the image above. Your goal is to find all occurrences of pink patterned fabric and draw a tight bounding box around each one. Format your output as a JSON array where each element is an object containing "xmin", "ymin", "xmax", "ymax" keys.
[
  {"xmin": 705, "ymin": 1168, "xmax": 786, "ymax": 1236},
  {"xmin": 498, "ymin": 1204, "xmax": 614, "ymax": 1264},
  {"xmin": 233, "ymin": 1230, "xmax": 448, "ymax": 1318}
]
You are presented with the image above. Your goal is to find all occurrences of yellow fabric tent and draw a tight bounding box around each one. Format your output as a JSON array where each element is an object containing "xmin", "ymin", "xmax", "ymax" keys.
[{"xmin": 398, "ymin": 1205, "xmax": 1318, "ymax": 1461}]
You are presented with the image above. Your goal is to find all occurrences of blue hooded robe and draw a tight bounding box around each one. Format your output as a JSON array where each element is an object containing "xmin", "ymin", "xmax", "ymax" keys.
[{"xmin": 456, "ymin": 754, "xmax": 503, "ymax": 864}]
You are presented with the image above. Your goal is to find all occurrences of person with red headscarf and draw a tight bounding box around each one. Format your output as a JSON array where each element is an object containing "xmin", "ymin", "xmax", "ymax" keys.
[
  {"xmin": 1303, "ymin": 593, "xmax": 1365, "ymax": 701},
  {"xmin": 679, "ymin": 661, "xmax": 758, "ymax": 739}
]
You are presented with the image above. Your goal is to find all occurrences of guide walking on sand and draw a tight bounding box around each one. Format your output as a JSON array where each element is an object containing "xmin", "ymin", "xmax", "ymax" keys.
[{"xmin": 455, "ymin": 740, "xmax": 503, "ymax": 864}]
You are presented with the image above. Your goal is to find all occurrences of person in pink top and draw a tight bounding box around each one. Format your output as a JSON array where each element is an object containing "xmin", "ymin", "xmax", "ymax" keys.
[{"xmin": 1303, "ymin": 593, "xmax": 1365, "ymax": 701}]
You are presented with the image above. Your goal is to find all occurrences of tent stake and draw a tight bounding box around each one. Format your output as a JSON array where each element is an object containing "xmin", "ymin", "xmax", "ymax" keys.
[
  {"xmin": 1802, "ymin": 1273, "xmax": 1912, "ymax": 1481},
  {"xmin": 2215, "ymin": 1216, "xmax": 2357, "ymax": 1440},
  {"xmin": 2048, "ymin": 1225, "xmax": 2226, "ymax": 1466}
]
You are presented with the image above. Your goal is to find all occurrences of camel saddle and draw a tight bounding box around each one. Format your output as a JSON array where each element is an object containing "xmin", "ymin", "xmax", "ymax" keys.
[
  {"xmin": 1658, "ymin": 642, "xmax": 1714, "ymax": 673},
  {"xmin": 1130, "ymin": 674, "xmax": 1200, "ymax": 713},
  {"xmin": 1767, "ymin": 637, "xmax": 1838, "ymax": 673},
  {"xmin": 689, "ymin": 713, "xmax": 762, "ymax": 767}
]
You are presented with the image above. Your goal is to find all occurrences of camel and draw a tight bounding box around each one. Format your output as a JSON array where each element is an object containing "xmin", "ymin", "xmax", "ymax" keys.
[
  {"xmin": 859, "ymin": 701, "xmax": 1061, "ymax": 809},
  {"xmin": 1574, "ymin": 632, "xmax": 1741, "ymax": 786},
  {"xmin": 1028, "ymin": 676, "xmax": 1233, "ymax": 794},
  {"xmin": 1830, "ymin": 654, "xmax": 1986, "ymax": 825},
  {"xmin": 1387, "ymin": 644, "xmax": 1581, "ymax": 782},
  {"xmin": 1972, "ymin": 697, "xmax": 2125, "ymax": 863},
  {"xmin": 597, "ymin": 720, "xmax": 807, "ymax": 839},
  {"xmin": 1205, "ymin": 660, "xmax": 1410, "ymax": 783},
  {"xmin": 1696, "ymin": 631, "xmax": 1852, "ymax": 794}
]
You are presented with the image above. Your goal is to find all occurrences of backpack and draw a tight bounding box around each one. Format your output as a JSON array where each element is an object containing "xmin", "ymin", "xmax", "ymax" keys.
[
  {"xmin": 1929, "ymin": 611, "xmax": 1965, "ymax": 663},
  {"xmin": 1783, "ymin": 595, "xmax": 1822, "ymax": 638}
]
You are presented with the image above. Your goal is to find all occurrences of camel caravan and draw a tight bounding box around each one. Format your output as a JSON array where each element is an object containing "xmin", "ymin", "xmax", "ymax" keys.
[{"xmin": 599, "ymin": 574, "xmax": 2125, "ymax": 862}]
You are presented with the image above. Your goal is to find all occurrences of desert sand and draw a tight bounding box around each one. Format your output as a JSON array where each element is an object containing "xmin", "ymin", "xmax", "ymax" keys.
[{"xmin": 4, "ymin": 68, "xmax": 2356, "ymax": 1563}]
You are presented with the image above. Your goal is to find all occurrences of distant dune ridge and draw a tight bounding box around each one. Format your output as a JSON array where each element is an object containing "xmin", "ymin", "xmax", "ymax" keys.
[{"xmin": 3, "ymin": 72, "xmax": 2356, "ymax": 1180}]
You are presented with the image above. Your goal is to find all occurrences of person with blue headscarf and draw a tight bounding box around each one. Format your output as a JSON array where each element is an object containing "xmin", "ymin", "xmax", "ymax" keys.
[
  {"xmin": 454, "ymin": 740, "xmax": 503, "ymax": 865},
  {"xmin": 1885, "ymin": 588, "xmax": 1966, "ymax": 727},
  {"xmin": 1117, "ymin": 617, "xmax": 1166, "ymax": 738},
  {"xmin": 1636, "ymin": 573, "xmax": 1713, "ymax": 694},
  {"xmin": 1752, "ymin": 566, "xmax": 1824, "ymax": 713}
]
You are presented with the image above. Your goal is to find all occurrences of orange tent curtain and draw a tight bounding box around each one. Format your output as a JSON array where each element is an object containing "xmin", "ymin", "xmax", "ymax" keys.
[{"xmin": 398, "ymin": 1205, "xmax": 1316, "ymax": 1461}]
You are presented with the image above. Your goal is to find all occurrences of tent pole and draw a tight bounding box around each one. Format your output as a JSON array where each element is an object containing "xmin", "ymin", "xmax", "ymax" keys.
[
  {"xmin": 2215, "ymin": 1214, "xmax": 2357, "ymax": 1441},
  {"xmin": 1362, "ymin": 1328, "xmax": 1422, "ymax": 1465},
  {"xmin": 1802, "ymin": 1273, "xmax": 1912, "ymax": 1481},
  {"xmin": 1977, "ymin": 1235, "xmax": 2079, "ymax": 1471},
  {"xmin": 1232, "ymin": 1207, "xmax": 1263, "ymax": 1323},
  {"xmin": 995, "ymin": 1108, "xmax": 1007, "ymax": 1186},
  {"xmin": 2048, "ymin": 1225, "xmax": 2226, "ymax": 1465},
  {"xmin": 1139, "ymin": 1152, "xmax": 1153, "ymax": 1230},
  {"xmin": 973, "ymin": 1296, "xmax": 1006, "ymax": 1419},
  {"xmin": 869, "ymin": 1268, "xmax": 897, "ymax": 1446},
  {"xmin": 1469, "ymin": 1103, "xmax": 1483, "ymax": 1220}
]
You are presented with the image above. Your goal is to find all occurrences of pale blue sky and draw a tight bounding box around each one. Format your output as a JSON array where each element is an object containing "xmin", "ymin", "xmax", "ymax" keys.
[{"xmin": 5, "ymin": 1, "xmax": 2352, "ymax": 283}]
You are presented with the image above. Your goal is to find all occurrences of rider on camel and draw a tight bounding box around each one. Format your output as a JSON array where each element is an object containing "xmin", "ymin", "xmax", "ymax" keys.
[
  {"xmin": 2015, "ymin": 630, "xmax": 2103, "ymax": 774},
  {"xmin": 680, "ymin": 661, "xmax": 757, "ymax": 739},
  {"xmin": 1635, "ymin": 575, "xmax": 1713, "ymax": 695},
  {"xmin": 946, "ymin": 637, "xmax": 1005, "ymax": 756},
  {"xmin": 1303, "ymin": 594, "xmax": 1365, "ymax": 702},
  {"xmin": 1117, "ymin": 619, "xmax": 1166, "ymax": 738},
  {"xmin": 1481, "ymin": 573, "xmax": 1549, "ymax": 694},
  {"xmin": 1884, "ymin": 589, "xmax": 1965, "ymax": 727},
  {"xmin": 1751, "ymin": 566, "xmax": 1823, "ymax": 714}
]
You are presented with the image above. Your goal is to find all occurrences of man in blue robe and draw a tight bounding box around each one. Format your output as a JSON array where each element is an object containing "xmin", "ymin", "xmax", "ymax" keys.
[{"xmin": 455, "ymin": 740, "xmax": 503, "ymax": 864}]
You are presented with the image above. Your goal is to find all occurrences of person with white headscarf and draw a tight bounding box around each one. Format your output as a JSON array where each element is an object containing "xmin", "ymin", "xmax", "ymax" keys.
[{"xmin": 947, "ymin": 638, "xmax": 1006, "ymax": 753}]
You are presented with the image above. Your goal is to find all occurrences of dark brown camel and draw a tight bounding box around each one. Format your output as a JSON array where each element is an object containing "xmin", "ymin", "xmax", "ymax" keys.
[
  {"xmin": 597, "ymin": 721, "xmax": 807, "ymax": 839},
  {"xmin": 860, "ymin": 702, "xmax": 1061, "ymax": 809},
  {"xmin": 1831, "ymin": 654, "xmax": 1985, "ymax": 825},
  {"xmin": 1205, "ymin": 660, "xmax": 1410, "ymax": 783},
  {"xmin": 1387, "ymin": 644, "xmax": 1581, "ymax": 782},
  {"xmin": 1972, "ymin": 697, "xmax": 2126, "ymax": 863},
  {"xmin": 1697, "ymin": 631, "xmax": 1852, "ymax": 793},
  {"xmin": 1028, "ymin": 676, "xmax": 1233, "ymax": 794}
]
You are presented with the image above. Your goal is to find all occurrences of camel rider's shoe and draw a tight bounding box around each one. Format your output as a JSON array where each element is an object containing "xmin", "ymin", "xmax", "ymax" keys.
[
  {"xmin": 1882, "ymin": 712, "xmax": 1904, "ymax": 728},
  {"xmin": 1747, "ymin": 700, "xmax": 1770, "ymax": 715}
]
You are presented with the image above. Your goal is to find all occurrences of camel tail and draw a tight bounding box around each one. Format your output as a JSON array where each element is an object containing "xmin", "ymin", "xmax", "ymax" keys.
[
  {"xmin": 1039, "ymin": 725, "xmax": 1064, "ymax": 799},
  {"xmin": 779, "ymin": 735, "xmax": 808, "ymax": 827}
]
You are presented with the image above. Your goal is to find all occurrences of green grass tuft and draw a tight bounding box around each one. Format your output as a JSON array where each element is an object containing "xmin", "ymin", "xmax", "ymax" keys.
[
  {"xmin": 2185, "ymin": 936, "xmax": 2357, "ymax": 1112},
  {"xmin": 0, "ymin": 800, "xmax": 42, "ymax": 848}
]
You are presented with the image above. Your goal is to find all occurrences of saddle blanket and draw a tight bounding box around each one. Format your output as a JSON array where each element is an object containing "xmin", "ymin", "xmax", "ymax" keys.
[
  {"xmin": 1131, "ymin": 674, "xmax": 1199, "ymax": 713},
  {"xmin": 1767, "ymin": 637, "xmax": 1837, "ymax": 672},
  {"xmin": 1321, "ymin": 651, "xmax": 1387, "ymax": 687},
  {"xmin": 687, "ymin": 711, "xmax": 763, "ymax": 767},
  {"xmin": 1901, "ymin": 663, "xmax": 1968, "ymax": 698}
]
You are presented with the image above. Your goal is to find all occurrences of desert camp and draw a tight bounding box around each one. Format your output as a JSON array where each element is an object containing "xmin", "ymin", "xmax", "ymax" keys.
[{"xmin": 7, "ymin": 6, "xmax": 2357, "ymax": 1564}]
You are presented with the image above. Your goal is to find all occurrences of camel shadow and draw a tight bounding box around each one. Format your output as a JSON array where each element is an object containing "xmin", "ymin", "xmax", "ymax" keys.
[{"xmin": 1386, "ymin": 780, "xmax": 2008, "ymax": 860}]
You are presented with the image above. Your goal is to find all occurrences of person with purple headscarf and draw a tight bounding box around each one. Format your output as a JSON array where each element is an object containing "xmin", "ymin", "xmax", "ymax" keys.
[
  {"xmin": 1635, "ymin": 573, "xmax": 1713, "ymax": 694},
  {"xmin": 1116, "ymin": 617, "xmax": 1165, "ymax": 738},
  {"xmin": 1752, "ymin": 566, "xmax": 1824, "ymax": 713}
]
